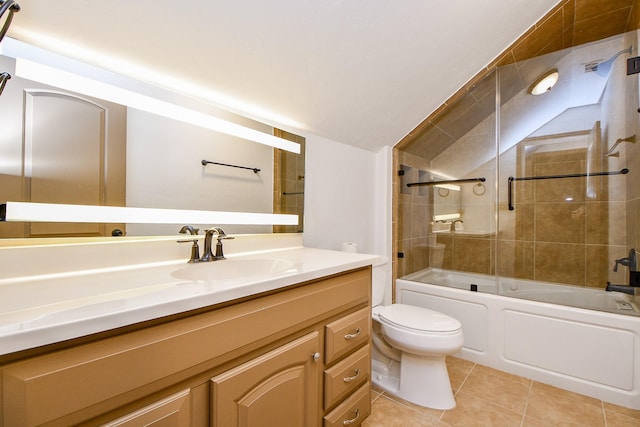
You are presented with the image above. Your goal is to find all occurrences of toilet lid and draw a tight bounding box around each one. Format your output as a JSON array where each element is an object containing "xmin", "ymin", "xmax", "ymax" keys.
[{"xmin": 379, "ymin": 304, "xmax": 461, "ymax": 332}]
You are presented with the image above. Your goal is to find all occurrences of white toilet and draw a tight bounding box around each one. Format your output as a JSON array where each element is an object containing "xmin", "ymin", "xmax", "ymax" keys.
[{"xmin": 371, "ymin": 266, "xmax": 463, "ymax": 410}]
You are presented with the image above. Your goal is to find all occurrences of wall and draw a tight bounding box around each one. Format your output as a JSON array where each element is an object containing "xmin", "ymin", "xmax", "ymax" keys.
[{"xmin": 303, "ymin": 134, "xmax": 389, "ymax": 256}]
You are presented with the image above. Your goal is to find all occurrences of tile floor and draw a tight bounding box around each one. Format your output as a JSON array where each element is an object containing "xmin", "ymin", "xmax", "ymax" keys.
[{"xmin": 362, "ymin": 357, "xmax": 640, "ymax": 426}]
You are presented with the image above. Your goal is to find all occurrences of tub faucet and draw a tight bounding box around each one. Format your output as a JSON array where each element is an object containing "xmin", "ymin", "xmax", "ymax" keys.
[
  {"xmin": 201, "ymin": 227, "xmax": 235, "ymax": 262},
  {"xmin": 613, "ymin": 248, "xmax": 637, "ymax": 272},
  {"xmin": 605, "ymin": 282, "xmax": 637, "ymax": 296}
]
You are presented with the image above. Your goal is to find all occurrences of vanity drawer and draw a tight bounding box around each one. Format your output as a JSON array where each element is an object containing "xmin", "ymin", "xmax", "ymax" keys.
[
  {"xmin": 324, "ymin": 307, "xmax": 370, "ymax": 365},
  {"xmin": 323, "ymin": 383, "xmax": 370, "ymax": 427},
  {"xmin": 324, "ymin": 345, "xmax": 370, "ymax": 409}
]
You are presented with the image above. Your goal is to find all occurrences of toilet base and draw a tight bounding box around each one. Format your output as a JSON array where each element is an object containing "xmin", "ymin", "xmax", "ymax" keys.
[
  {"xmin": 399, "ymin": 353, "xmax": 456, "ymax": 410},
  {"xmin": 371, "ymin": 351, "xmax": 457, "ymax": 410}
]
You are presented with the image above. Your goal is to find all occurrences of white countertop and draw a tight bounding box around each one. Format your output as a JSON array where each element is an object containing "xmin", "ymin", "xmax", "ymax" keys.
[{"xmin": 0, "ymin": 246, "xmax": 380, "ymax": 356}]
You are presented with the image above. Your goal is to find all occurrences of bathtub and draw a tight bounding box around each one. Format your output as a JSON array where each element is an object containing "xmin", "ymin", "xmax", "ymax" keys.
[{"xmin": 397, "ymin": 268, "xmax": 640, "ymax": 409}]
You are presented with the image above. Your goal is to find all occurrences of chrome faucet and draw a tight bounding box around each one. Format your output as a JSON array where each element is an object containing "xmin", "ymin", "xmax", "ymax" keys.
[
  {"xmin": 201, "ymin": 227, "xmax": 235, "ymax": 262},
  {"xmin": 613, "ymin": 248, "xmax": 637, "ymax": 272}
]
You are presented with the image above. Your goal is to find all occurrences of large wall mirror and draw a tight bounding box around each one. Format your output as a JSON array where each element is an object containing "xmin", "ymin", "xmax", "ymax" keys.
[{"xmin": 0, "ymin": 39, "xmax": 305, "ymax": 241}]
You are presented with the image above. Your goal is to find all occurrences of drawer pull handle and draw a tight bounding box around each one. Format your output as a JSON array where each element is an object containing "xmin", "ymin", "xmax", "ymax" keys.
[
  {"xmin": 343, "ymin": 368, "xmax": 360, "ymax": 383},
  {"xmin": 342, "ymin": 409, "xmax": 360, "ymax": 425},
  {"xmin": 344, "ymin": 328, "xmax": 361, "ymax": 340}
]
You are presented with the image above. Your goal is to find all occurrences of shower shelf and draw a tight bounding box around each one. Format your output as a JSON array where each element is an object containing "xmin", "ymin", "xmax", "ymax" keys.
[
  {"xmin": 201, "ymin": 159, "xmax": 260, "ymax": 174},
  {"xmin": 406, "ymin": 177, "xmax": 486, "ymax": 187},
  {"xmin": 507, "ymin": 168, "xmax": 629, "ymax": 210}
]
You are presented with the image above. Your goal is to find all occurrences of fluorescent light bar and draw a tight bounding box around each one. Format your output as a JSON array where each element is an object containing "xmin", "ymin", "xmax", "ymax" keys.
[
  {"xmin": 433, "ymin": 213, "xmax": 461, "ymax": 222},
  {"xmin": 1, "ymin": 202, "xmax": 298, "ymax": 226},
  {"xmin": 14, "ymin": 59, "xmax": 301, "ymax": 154}
]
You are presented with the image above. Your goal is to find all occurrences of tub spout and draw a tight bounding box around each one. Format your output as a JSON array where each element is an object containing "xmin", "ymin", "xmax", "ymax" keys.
[{"xmin": 605, "ymin": 282, "xmax": 637, "ymax": 296}]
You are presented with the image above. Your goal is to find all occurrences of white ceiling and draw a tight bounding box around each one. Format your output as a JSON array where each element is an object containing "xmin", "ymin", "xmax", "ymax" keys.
[{"xmin": 7, "ymin": 0, "xmax": 560, "ymax": 152}]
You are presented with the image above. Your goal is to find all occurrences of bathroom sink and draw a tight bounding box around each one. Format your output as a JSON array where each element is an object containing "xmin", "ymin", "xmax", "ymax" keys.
[{"xmin": 171, "ymin": 258, "xmax": 296, "ymax": 282}]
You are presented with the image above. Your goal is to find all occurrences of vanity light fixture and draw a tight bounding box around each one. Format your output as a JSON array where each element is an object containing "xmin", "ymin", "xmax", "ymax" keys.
[
  {"xmin": 0, "ymin": 202, "xmax": 299, "ymax": 226},
  {"xmin": 13, "ymin": 59, "xmax": 301, "ymax": 154},
  {"xmin": 528, "ymin": 68, "xmax": 559, "ymax": 95}
]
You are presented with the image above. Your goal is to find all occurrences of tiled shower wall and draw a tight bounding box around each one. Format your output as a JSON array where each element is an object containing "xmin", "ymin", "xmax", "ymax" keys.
[{"xmin": 393, "ymin": 0, "xmax": 640, "ymax": 291}]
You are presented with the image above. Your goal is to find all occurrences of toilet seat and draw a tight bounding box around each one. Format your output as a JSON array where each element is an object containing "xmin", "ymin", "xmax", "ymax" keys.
[{"xmin": 378, "ymin": 304, "xmax": 461, "ymax": 333}]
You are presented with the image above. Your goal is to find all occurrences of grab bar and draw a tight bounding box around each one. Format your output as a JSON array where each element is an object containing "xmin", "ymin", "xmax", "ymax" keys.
[
  {"xmin": 201, "ymin": 159, "xmax": 260, "ymax": 174},
  {"xmin": 508, "ymin": 168, "xmax": 629, "ymax": 210},
  {"xmin": 0, "ymin": 0, "xmax": 20, "ymax": 44},
  {"xmin": 406, "ymin": 177, "xmax": 485, "ymax": 187}
]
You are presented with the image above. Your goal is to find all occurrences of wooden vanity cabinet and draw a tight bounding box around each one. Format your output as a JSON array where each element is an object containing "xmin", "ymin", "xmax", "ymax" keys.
[{"xmin": 0, "ymin": 267, "xmax": 372, "ymax": 427}]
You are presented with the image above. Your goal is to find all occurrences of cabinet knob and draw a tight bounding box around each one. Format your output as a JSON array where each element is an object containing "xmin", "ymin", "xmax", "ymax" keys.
[{"xmin": 312, "ymin": 352, "xmax": 321, "ymax": 362}]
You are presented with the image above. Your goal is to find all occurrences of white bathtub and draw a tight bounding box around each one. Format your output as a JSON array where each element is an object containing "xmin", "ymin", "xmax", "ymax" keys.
[{"xmin": 397, "ymin": 268, "xmax": 640, "ymax": 409}]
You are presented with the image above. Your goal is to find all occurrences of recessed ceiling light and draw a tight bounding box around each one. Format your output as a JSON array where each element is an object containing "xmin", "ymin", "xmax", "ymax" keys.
[{"xmin": 528, "ymin": 68, "xmax": 559, "ymax": 95}]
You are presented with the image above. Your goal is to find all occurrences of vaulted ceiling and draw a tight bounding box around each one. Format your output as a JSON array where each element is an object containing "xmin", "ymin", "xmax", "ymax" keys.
[{"xmin": 7, "ymin": 1, "xmax": 622, "ymax": 152}]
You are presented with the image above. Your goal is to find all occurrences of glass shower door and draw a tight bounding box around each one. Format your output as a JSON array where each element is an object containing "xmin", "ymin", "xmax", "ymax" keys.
[{"xmin": 497, "ymin": 30, "xmax": 639, "ymax": 294}]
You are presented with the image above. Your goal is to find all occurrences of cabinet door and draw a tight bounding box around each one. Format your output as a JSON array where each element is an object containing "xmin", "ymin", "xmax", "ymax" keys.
[
  {"xmin": 211, "ymin": 332, "xmax": 321, "ymax": 427},
  {"xmin": 102, "ymin": 389, "xmax": 192, "ymax": 427}
]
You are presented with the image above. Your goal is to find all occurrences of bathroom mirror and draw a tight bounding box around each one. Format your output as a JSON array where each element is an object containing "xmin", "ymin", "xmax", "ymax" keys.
[
  {"xmin": 0, "ymin": 41, "xmax": 305, "ymax": 240},
  {"xmin": 433, "ymin": 183, "xmax": 461, "ymax": 221}
]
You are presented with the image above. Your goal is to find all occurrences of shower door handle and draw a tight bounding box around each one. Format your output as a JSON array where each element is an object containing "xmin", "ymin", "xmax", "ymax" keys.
[{"xmin": 508, "ymin": 177, "xmax": 515, "ymax": 210}]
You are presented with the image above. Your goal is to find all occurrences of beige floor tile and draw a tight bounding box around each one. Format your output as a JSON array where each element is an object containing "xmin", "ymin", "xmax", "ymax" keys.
[
  {"xmin": 362, "ymin": 395, "xmax": 437, "ymax": 426},
  {"xmin": 531, "ymin": 381, "xmax": 601, "ymax": 408},
  {"xmin": 446, "ymin": 356, "xmax": 475, "ymax": 392},
  {"xmin": 439, "ymin": 392, "xmax": 523, "ymax": 427},
  {"xmin": 366, "ymin": 362, "xmax": 639, "ymax": 426},
  {"xmin": 603, "ymin": 401, "xmax": 640, "ymax": 421},
  {"xmin": 604, "ymin": 409, "xmax": 640, "ymax": 427},
  {"xmin": 526, "ymin": 383, "xmax": 605, "ymax": 426},
  {"xmin": 522, "ymin": 416, "xmax": 550, "ymax": 426},
  {"xmin": 458, "ymin": 368, "xmax": 531, "ymax": 414},
  {"xmin": 381, "ymin": 391, "xmax": 445, "ymax": 420},
  {"xmin": 471, "ymin": 363, "xmax": 532, "ymax": 387}
]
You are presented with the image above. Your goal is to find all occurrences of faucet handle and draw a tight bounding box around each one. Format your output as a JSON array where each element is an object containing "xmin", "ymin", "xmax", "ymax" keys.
[
  {"xmin": 177, "ymin": 238, "xmax": 201, "ymax": 263},
  {"xmin": 207, "ymin": 227, "xmax": 234, "ymax": 240}
]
